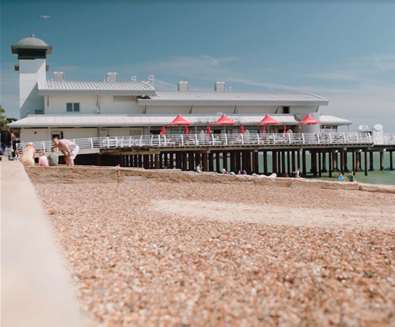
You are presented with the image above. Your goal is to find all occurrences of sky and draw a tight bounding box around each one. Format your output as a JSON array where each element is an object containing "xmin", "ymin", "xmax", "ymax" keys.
[{"xmin": 1, "ymin": 0, "xmax": 395, "ymax": 131}]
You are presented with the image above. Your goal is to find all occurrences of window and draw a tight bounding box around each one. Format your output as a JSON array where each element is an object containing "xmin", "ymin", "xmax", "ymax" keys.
[
  {"xmin": 282, "ymin": 106, "xmax": 290, "ymax": 114},
  {"xmin": 66, "ymin": 103, "xmax": 80, "ymax": 112},
  {"xmin": 34, "ymin": 109, "xmax": 44, "ymax": 114}
]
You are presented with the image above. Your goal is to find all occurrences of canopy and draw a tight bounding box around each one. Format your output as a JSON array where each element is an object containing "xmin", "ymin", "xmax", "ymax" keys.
[
  {"xmin": 169, "ymin": 114, "xmax": 191, "ymax": 126},
  {"xmin": 215, "ymin": 114, "xmax": 235, "ymax": 126},
  {"xmin": 260, "ymin": 114, "xmax": 279, "ymax": 126},
  {"xmin": 301, "ymin": 114, "xmax": 320, "ymax": 125}
]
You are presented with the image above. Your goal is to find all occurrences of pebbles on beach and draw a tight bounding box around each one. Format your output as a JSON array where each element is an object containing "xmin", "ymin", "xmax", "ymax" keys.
[{"xmin": 30, "ymin": 167, "xmax": 395, "ymax": 327}]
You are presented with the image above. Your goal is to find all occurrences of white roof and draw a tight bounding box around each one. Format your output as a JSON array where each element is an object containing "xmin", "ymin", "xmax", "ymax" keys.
[
  {"xmin": 9, "ymin": 114, "xmax": 349, "ymax": 128},
  {"xmin": 138, "ymin": 91, "xmax": 329, "ymax": 106},
  {"xmin": 38, "ymin": 80, "xmax": 156, "ymax": 96}
]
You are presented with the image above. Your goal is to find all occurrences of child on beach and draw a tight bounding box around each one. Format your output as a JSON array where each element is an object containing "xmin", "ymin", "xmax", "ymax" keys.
[
  {"xmin": 38, "ymin": 150, "xmax": 49, "ymax": 167},
  {"xmin": 20, "ymin": 143, "xmax": 35, "ymax": 166}
]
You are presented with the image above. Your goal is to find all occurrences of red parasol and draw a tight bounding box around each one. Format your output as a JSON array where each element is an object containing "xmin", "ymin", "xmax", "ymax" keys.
[
  {"xmin": 169, "ymin": 114, "xmax": 191, "ymax": 126},
  {"xmin": 260, "ymin": 114, "xmax": 279, "ymax": 133},
  {"xmin": 214, "ymin": 114, "xmax": 235, "ymax": 126},
  {"xmin": 260, "ymin": 114, "xmax": 279, "ymax": 126},
  {"xmin": 300, "ymin": 114, "xmax": 319, "ymax": 125}
]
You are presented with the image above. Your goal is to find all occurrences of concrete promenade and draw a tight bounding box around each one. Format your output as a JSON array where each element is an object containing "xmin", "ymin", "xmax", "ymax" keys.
[{"xmin": 1, "ymin": 159, "xmax": 86, "ymax": 327}]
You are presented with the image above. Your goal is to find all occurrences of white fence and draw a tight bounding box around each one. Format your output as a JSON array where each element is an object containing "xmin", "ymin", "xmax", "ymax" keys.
[{"xmin": 17, "ymin": 132, "xmax": 386, "ymax": 153}]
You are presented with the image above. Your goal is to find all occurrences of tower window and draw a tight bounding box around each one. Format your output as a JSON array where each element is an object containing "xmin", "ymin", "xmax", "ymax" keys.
[
  {"xmin": 282, "ymin": 106, "xmax": 290, "ymax": 114},
  {"xmin": 66, "ymin": 102, "xmax": 80, "ymax": 112}
]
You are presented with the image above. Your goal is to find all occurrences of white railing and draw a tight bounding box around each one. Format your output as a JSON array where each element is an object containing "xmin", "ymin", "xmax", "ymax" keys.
[
  {"xmin": 17, "ymin": 132, "xmax": 383, "ymax": 153},
  {"xmin": 382, "ymin": 133, "xmax": 395, "ymax": 145}
]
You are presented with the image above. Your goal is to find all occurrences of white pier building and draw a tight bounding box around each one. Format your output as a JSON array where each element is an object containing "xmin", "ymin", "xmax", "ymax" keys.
[{"xmin": 10, "ymin": 36, "xmax": 351, "ymax": 142}]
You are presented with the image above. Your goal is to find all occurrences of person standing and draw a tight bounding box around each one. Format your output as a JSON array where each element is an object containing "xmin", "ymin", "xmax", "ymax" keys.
[{"xmin": 52, "ymin": 136, "xmax": 79, "ymax": 166}]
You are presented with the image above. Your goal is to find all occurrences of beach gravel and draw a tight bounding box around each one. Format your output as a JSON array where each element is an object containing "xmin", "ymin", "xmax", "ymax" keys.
[{"xmin": 29, "ymin": 167, "xmax": 395, "ymax": 327}]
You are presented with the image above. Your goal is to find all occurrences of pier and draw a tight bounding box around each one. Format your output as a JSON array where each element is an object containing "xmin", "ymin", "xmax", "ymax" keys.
[{"xmin": 22, "ymin": 132, "xmax": 395, "ymax": 177}]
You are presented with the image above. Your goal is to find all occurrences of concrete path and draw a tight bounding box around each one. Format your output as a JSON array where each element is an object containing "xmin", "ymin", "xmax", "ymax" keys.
[{"xmin": 1, "ymin": 159, "xmax": 88, "ymax": 327}]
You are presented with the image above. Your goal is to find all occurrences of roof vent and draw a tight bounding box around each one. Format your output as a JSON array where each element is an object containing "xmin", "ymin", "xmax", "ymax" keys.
[
  {"xmin": 53, "ymin": 71, "xmax": 64, "ymax": 81},
  {"xmin": 214, "ymin": 81, "xmax": 225, "ymax": 92},
  {"xmin": 105, "ymin": 72, "xmax": 118, "ymax": 82},
  {"xmin": 177, "ymin": 80, "xmax": 189, "ymax": 92}
]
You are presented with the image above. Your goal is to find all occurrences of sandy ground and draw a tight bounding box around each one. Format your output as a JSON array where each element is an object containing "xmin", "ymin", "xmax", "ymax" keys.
[{"xmin": 28, "ymin": 167, "xmax": 395, "ymax": 327}]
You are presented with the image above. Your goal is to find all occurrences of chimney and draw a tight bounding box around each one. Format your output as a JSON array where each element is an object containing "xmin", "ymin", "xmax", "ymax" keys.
[
  {"xmin": 53, "ymin": 71, "xmax": 64, "ymax": 81},
  {"xmin": 177, "ymin": 80, "xmax": 189, "ymax": 92},
  {"xmin": 105, "ymin": 72, "xmax": 118, "ymax": 82},
  {"xmin": 214, "ymin": 81, "xmax": 225, "ymax": 92}
]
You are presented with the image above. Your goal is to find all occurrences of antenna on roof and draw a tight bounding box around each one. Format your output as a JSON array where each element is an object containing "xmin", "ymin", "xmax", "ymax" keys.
[{"xmin": 148, "ymin": 74, "xmax": 155, "ymax": 84}]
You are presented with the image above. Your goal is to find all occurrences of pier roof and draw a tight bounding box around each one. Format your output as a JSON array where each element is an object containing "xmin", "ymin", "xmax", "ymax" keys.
[
  {"xmin": 138, "ymin": 91, "xmax": 329, "ymax": 106},
  {"xmin": 9, "ymin": 114, "xmax": 350, "ymax": 128},
  {"xmin": 38, "ymin": 80, "xmax": 156, "ymax": 96}
]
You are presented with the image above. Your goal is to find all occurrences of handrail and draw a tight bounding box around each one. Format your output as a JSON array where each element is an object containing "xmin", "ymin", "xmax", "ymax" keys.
[{"xmin": 17, "ymin": 132, "xmax": 395, "ymax": 153}]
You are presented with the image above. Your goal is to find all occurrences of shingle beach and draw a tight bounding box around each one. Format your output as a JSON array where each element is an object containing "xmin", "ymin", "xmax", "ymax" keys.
[{"xmin": 28, "ymin": 166, "xmax": 395, "ymax": 327}]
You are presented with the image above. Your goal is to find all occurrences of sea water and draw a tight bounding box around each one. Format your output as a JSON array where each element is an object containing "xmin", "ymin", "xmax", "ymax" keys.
[{"xmin": 254, "ymin": 151, "xmax": 395, "ymax": 185}]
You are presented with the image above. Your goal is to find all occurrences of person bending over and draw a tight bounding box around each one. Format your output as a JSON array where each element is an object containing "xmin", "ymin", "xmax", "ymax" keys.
[{"xmin": 52, "ymin": 136, "xmax": 79, "ymax": 166}]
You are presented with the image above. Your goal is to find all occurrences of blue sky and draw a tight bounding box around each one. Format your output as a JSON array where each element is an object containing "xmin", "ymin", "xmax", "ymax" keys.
[{"xmin": 1, "ymin": 0, "xmax": 395, "ymax": 131}]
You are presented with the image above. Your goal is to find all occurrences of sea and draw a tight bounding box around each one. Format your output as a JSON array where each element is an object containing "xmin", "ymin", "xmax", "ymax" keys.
[{"xmin": 255, "ymin": 152, "xmax": 395, "ymax": 186}]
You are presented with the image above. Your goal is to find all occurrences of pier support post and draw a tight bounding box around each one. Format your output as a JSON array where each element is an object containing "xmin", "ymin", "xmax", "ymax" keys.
[
  {"xmin": 208, "ymin": 152, "xmax": 214, "ymax": 172},
  {"xmin": 318, "ymin": 151, "xmax": 322, "ymax": 177},
  {"xmin": 223, "ymin": 151, "xmax": 228, "ymax": 171},
  {"xmin": 302, "ymin": 150, "xmax": 306, "ymax": 177},
  {"xmin": 351, "ymin": 150, "xmax": 357, "ymax": 175},
  {"xmin": 281, "ymin": 151, "xmax": 286, "ymax": 176},
  {"xmin": 364, "ymin": 150, "xmax": 368, "ymax": 176},
  {"xmin": 291, "ymin": 151, "xmax": 296, "ymax": 174},
  {"xmin": 253, "ymin": 151, "xmax": 259, "ymax": 174},
  {"xmin": 380, "ymin": 151, "xmax": 384, "ymax": 171},
  {"xmin": 263, "ymin": 151, "xmax": 268, "ymax": 175},
  {"xmin": 329, "ymin": 151, "xmax": 333, "ymax": 178},
  {"xmin": 390, "ymin": 151, "xmax": 394, "ymax": 170},
  {"xmin": 340, "ymin": 149, "xmax": 344, "ymax": 174}
]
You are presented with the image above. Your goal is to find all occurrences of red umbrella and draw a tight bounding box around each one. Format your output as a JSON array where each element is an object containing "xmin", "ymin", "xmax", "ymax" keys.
[
  {"xmin": 260, "ymin": 114, "xmax": 279, "ymax": 132},
  {"xmin": 239, "ymin": 125, "xmax": 246, "ymax": 134},
  {"xmin": 169, "ymin": 114, "xmax": 191, "ymax": 126},
  {"xmin": 260, "ymin": 114, "xmax": 279, "ymax": 126},
  {"xmin": 215, "ymin": 114, "xmax": 235, "ymax": 126},
  {"xmin": 301, "ymin": 114, "xmax": 319, "ymax": 125},
  {"xmin": 183, "ymin": 125, "xmax": 190, "ymax": 134},
  {"xmin": 160, "ymin": 126, "xmax": 166, "ymax": 136},
  {"xmin": 206, "ymin": 126, "xmax": 212, "ymax": 135}
]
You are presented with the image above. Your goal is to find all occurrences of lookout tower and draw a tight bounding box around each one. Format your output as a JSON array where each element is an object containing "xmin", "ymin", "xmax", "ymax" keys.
[{"xmin": 11, "ymin": 35, "xmax": 52, "ymax": 117}]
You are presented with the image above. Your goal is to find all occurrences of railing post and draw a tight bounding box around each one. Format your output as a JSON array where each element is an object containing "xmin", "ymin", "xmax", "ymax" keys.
[
  {"xmin": 164, "ymin": 135, "xmax": 167, "ymax": 146},
  {"xmin": 317, "ymin": 133, "xmax": 320, "ymax": 144},
  {"xmin": 139, "ymin": 135, "xmax": 143, "ymax": 147},
  {"xmin": 302, "ymin": 133, "xmax": 305, "ymax": 144},
  {"xmin": 181, "ymin": 134, "xmax": 184, "ymax": 147},
  {"xmin": 90, "ymin": 138, "xmax": 93, "ymax": 148},
  {"xmin": 256, "ymin": 133, "xmax": 260, "ymax": 145},
  {"xmin": 195, "ymin": 134, "xmax": 199, "ymax": 146},
  {"xmin": 106, "ymin": 137, "xmax": 110, "ymax": 148},
  {"xmin": 211, "ymin": 133, "xmax": 215, "ymax": 146},
  {"xmin": 224, "ymin": 133, "xmax": 228, "ymax": 145},
  {"xmin": 158, "ymin": 135, "xmax": 161, "ymax": 146},
  {"xmin": 241, "ymin": 133, "xmax": 244, "ymax": 145}
]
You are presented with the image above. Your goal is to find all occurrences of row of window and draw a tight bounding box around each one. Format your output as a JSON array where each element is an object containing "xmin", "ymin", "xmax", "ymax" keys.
[{"xmin": 38, "ymin": 103, "xmax": 289, "ymax": 114}]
